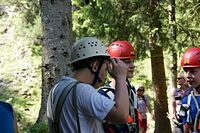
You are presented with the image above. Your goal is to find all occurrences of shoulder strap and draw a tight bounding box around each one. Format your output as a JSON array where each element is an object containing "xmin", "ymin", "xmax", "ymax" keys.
[
  {"xmin": 55, "ymin": 81, "xmax": 80, "ymax": 126},
  {"xmin": 186, "ymin": 93, "xmax": 192, "ymax": 123},
  {"xmin": 191, "ymin": 91, "xmax": 199, "ymax": 109},
  {"xmin": 47, "ymin": 89, "xmax": 57, "ymax": 133},
  {"xmin": 191, "ymin": 91, "xmax": 200, "ymax": 132},
  {"xmin": 126, "ymin": 80, "xmax": 139, "ymax": 133},
  {"xmin": 73, "ymin": 82, "xmax": 81, "ymax": 133},
  {"xmin": 98, "ymin": 85, "xmax": 115, "ymax": 99},
  {"xmin": 48, "ymin": 80, "xmax": 80, "ymax": 133}
]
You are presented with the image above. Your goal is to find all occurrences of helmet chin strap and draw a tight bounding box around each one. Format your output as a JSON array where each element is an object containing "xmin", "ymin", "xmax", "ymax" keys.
[
  {"xmin": 86, "ymin": 59, "xmax": 105, "ymax": 86},
  {"xmin": 126, "ymin": 79, "xmax": 136, "ymax": 93}
]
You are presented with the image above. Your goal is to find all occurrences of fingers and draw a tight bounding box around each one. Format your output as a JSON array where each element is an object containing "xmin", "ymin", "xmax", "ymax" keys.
[
  {"xmin": 110, "ymin": 58, "xmax": 117, "ymax": 65},
  {"xmin": 109, "ymin": 58, "xmax": 129, "ymax": 79}
]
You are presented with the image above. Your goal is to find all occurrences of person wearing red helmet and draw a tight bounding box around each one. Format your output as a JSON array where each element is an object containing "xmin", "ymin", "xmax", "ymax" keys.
[
  {"xmin": 98, "ymin": 40, "xmax": 139, "ymax": 133},
  {"xmin": 180, "ymin": 48, "xmax": 200, "ymax": 133}
]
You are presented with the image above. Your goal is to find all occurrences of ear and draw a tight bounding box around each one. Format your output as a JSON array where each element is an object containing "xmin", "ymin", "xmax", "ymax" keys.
[{"xmin": 91, "ymin": 61, "xmax": 99, "ymax": 72}]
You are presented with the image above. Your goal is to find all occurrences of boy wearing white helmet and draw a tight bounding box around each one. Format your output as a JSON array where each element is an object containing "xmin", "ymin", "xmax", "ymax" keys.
[{"xmin": 47, "ymin": 37, "xmax": 130, "ymax": 133}]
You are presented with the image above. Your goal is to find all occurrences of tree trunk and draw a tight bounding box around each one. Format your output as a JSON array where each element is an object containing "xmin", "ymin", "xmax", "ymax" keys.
[
  {"xmin": 150, "ymin": 46, "xmax": 172, "ymax": 133},
  {"xmin": 148, "ymin": 0, "xmax": 172, "ymax": 132},
  {"xmin": 170, "ymin": 50, "xmax": 177, "ymax": 89},
  {"xmin": 168, "ymin": 0, "xmax": 177, "ymax": 89},
  {"xmin": 37, "ymin": 0, "xmax": 73, "ymax": 122}
]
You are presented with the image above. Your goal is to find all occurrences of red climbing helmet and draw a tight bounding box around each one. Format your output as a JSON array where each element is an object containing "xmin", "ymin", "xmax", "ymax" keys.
[
  {"xmin": 107, "ymin": 41, "xmax": 136, "ymax": 59},
  {"xmin": 181, "ymin": 48, "xmax": 200, "ymax": 68}
]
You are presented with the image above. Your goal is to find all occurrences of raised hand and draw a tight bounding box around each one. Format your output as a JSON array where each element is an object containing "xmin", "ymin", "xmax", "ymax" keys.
[{"xmin": 107, "ymin": 58, "xmax": 129, "ymax": 80}]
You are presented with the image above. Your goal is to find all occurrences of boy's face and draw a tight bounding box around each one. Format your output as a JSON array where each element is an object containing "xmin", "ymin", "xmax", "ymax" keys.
[
  {"xmin": 184, "ymin": 67, "xmax": 200, "ymax": 89},
  {"xmin": 121, "ymin": 58, "xmax": 135, "ymax": 78}
]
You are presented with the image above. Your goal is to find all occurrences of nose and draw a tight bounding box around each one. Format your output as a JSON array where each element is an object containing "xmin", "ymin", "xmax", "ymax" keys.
[{"xmin": 185, "ymin": 71, "xmax": 192, "ymax": 80}]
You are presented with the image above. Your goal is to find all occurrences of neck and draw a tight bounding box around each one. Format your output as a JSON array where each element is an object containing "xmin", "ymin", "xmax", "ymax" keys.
[{"xmin": 72, "ymin": 69, "xmax": 94, "ymax": 85}]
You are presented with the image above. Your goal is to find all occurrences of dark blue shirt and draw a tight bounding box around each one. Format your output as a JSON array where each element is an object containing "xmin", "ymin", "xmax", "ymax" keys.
[
  {"xmin": 181, "ymin": 95, "xmax": 200, "ymax": 125},
  {"xmin": 0, "ymin": 101, "xmax": 15, "ymax": 133}
]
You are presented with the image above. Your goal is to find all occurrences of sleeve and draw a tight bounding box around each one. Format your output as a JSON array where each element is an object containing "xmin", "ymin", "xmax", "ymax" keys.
[{"xmin": 77, "ymin": 84, "xmax": 115, "ymax": 121}]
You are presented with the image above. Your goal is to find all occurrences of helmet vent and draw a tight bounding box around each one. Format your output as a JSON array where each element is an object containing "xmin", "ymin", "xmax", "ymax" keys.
[
  {"xmin": 76, "ymin": 54, "xmax": 80, "ymax": 58},
  {"xmin": 83, "ymin": 54, "xmax": 85, "ymax": 56},
  {"xmin": 96, "ymin": 51, "xmax": 98, "ymax": 54}
]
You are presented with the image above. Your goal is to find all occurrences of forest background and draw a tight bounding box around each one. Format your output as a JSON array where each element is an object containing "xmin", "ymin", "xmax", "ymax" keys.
[{"xmin": 0, "ymin": 0, "xmax": 199, "ymax": 133}]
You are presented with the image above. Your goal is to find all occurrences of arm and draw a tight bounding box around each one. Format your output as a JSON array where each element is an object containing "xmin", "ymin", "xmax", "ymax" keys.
[
  {"xmin": 13, "ymin": 111, "xmax": 19, "ymax": 133},
  {"xmin": 145, "ymin": 96, "xmax": 152, "ymax": 113},
  {"xmin": 145, "ymin": 96, "xmax": 154, "ymax": 119},
  {"xmin": 171, "ymin": 89, "xmax": 177, "ymax": 119},
  {"xmin": 183, "ymin": 124, "xmax": 190, "ymax": 133},
  {"xmin": 104, "ymin": 58, "xmax": 129, "ymax": 123}
]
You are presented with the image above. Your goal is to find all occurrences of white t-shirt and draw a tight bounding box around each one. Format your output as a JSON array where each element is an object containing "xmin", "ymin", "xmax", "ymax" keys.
[{"xmin": 53, "ymin": 77, "xmax": 115, "ymax": 133}]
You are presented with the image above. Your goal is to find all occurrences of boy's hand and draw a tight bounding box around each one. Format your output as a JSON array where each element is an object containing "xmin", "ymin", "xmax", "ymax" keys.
[{"xmin": 107, "ymin": 58, "xmax": 129, "ymax": 80}]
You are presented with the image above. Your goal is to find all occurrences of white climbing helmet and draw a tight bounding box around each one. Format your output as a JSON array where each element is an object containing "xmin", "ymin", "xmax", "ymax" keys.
[{"xmin": 71, "ymin": 37, "xmax": 109, "ymax": 63}]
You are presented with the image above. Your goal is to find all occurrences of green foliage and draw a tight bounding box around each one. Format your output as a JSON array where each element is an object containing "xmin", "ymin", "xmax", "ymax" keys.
[
  {"xmin": 72, "ymin": 0, "xmax": 160, "ymax": 59},
  {"xmin": 24, "ymin": 121, "xmax": 49, "ymax": 133},
  {"xmin": 0, "ymin": 0, "xmax": 42, "ymax": 132},
  {"xmin": 175, "ymin": 0, "xmax": 200, "ymax": 48},
  {"xmin": 0, "ymin": 0, "xmax": 40, "ymax": 25},
  {"xmin": 73, "ymin": 0, "xmax": 200, "ymax": 60}
]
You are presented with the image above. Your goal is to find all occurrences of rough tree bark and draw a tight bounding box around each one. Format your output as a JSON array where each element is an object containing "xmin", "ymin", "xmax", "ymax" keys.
[
  {"xmin": 168, "ymin": 0, "xmax": 177, "ymax": 89},
  {"xmin": 148, "ymin": 0, "xmax": 172, "ymax": 132},
  {"xmin": 37, "ymin": 0, "xmax": 73, "ymax": 122}
]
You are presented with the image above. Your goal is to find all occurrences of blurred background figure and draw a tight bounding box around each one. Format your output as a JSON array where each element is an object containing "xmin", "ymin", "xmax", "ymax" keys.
[
  {"xmin": 171, "ymin": 73, "xmax": 193, "ymax": 133},
  {"xmin": 136, "ymin": 84, "xmax": 154, "ymax": 133}
]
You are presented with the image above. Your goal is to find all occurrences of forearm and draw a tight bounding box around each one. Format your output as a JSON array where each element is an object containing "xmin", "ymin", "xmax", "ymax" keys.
[
  {"xmin": 183, "ymin": 125, "xmax": 190, "ymax": 133},
  {"xmin": 113, "ymin": 77, "xmax": 129, "ymax": 121}
]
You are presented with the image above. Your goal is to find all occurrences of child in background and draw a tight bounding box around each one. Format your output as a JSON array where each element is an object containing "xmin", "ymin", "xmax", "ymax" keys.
[{"xmin": 136, "ymin": 85, "xmax": 154, "ymax": 133}]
